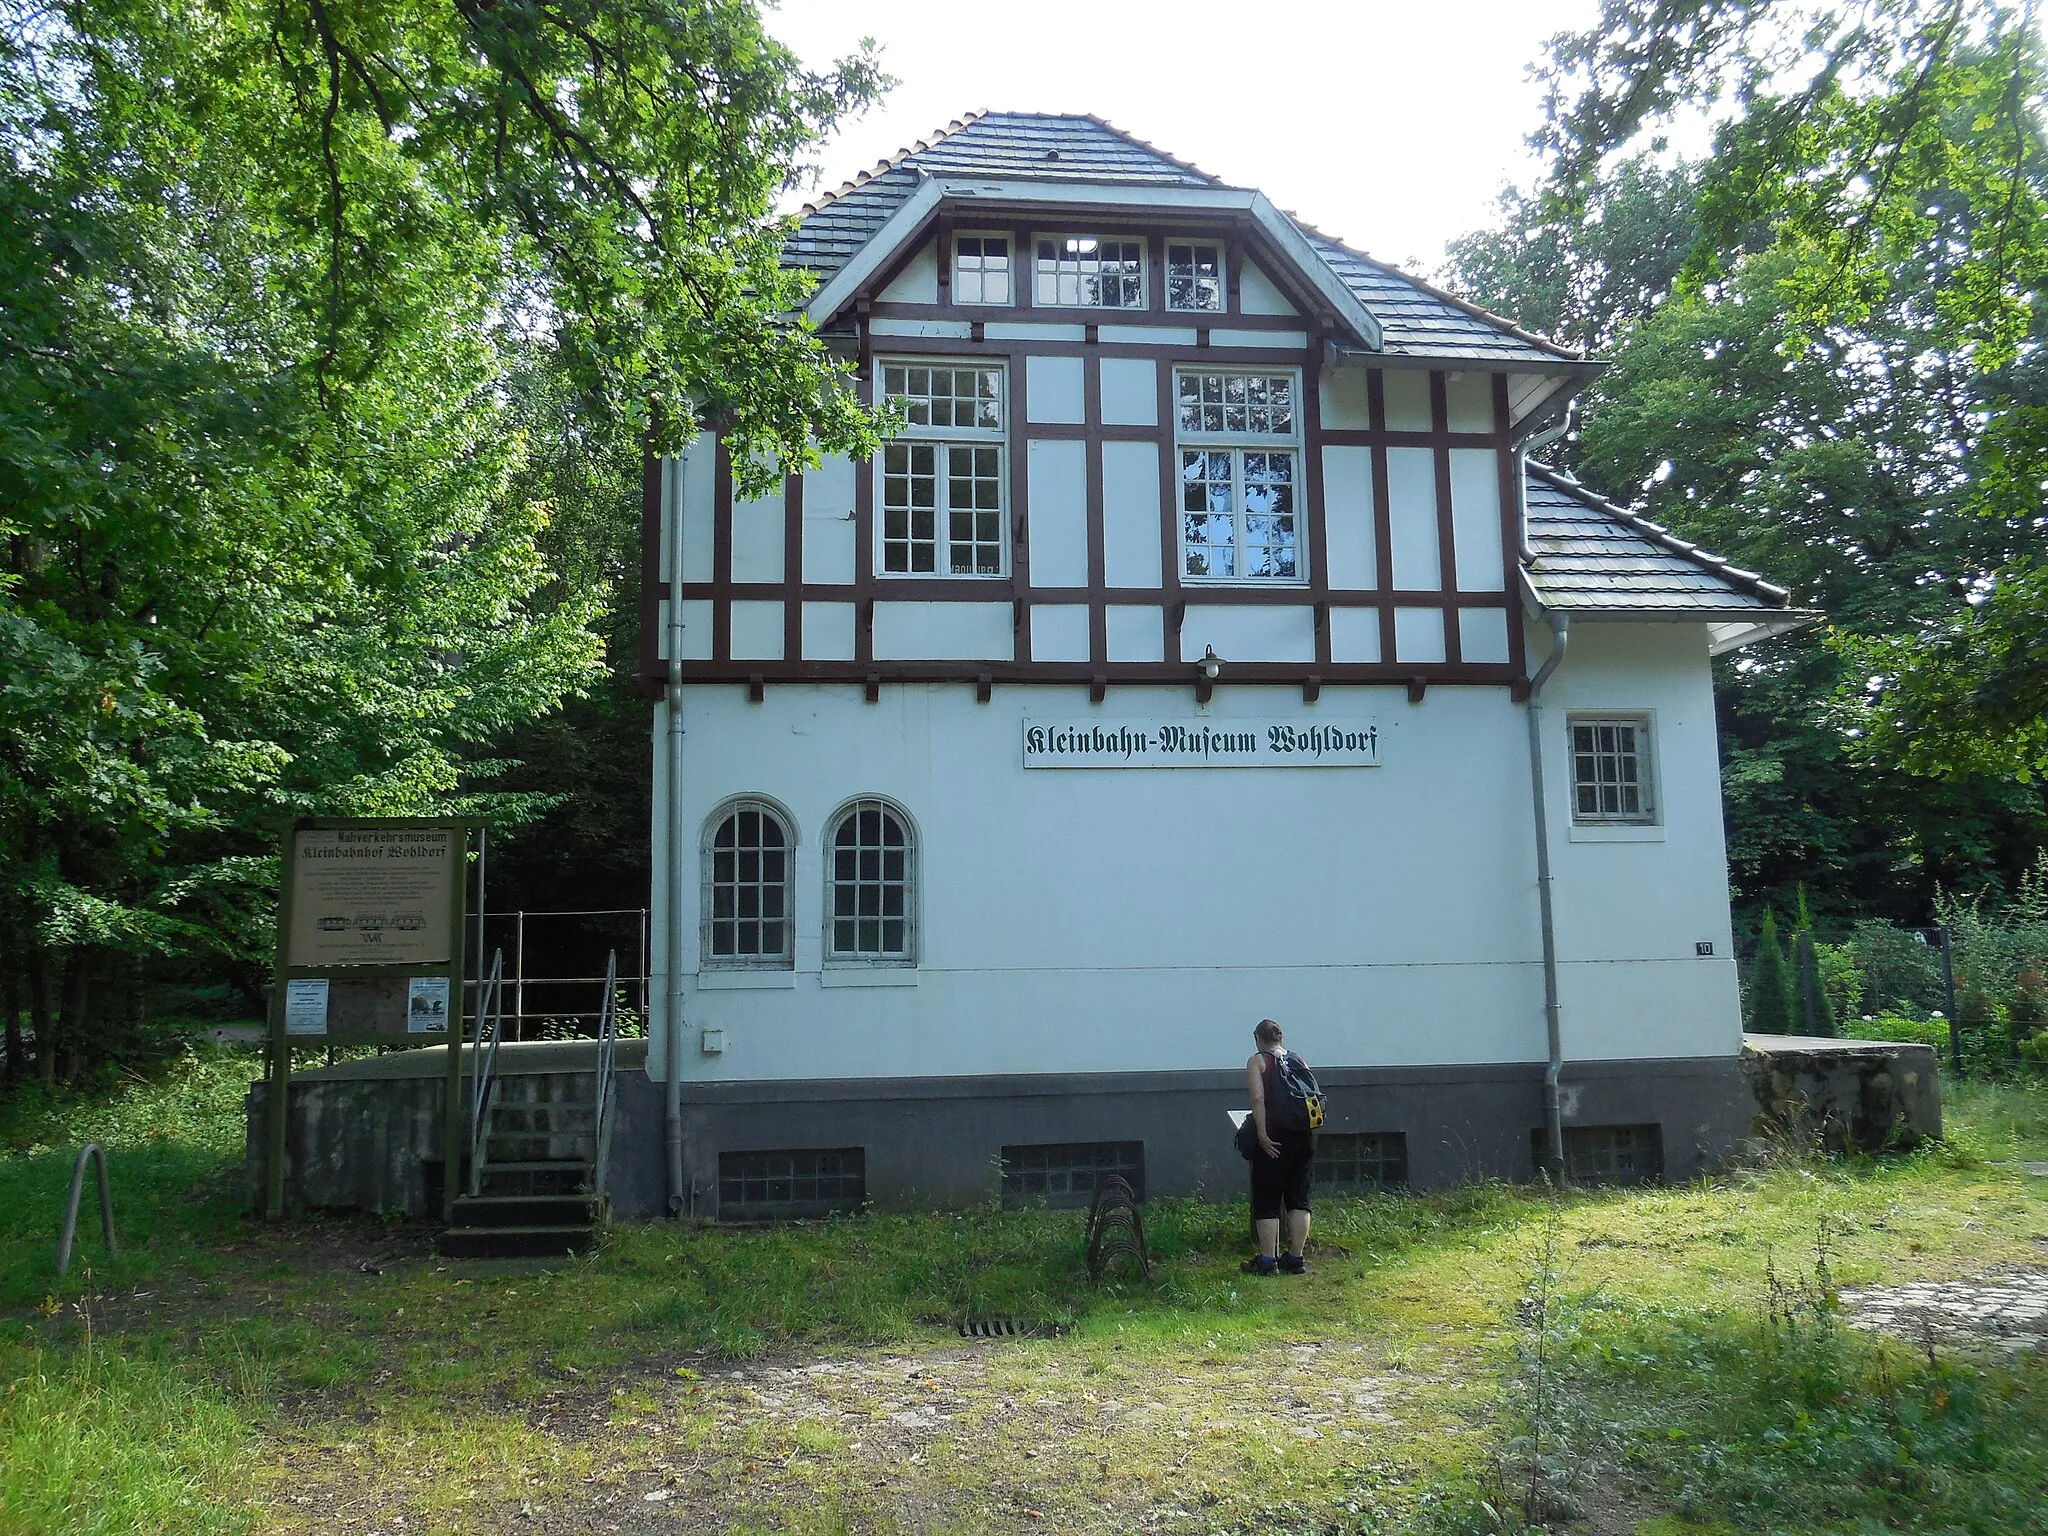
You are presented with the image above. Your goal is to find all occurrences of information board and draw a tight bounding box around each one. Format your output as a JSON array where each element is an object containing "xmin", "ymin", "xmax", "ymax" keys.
[{"xmin": 286, "ymin": 827, "xmax": 457, "ymax": 966}]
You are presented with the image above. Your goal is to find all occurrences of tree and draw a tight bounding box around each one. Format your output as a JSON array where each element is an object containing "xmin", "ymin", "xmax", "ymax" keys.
[
  {"xmin": 1530, "ymin": 0, "xmax": 2048, "ymax": 781},
  {"xmin": 1444, "ymin": 163, "xmax": 2048, "ymax": 919},
  {"xmin": 0, "ymin": 3, "xmax": 885, "ymax": 1076},
  {"xmin": 1746, "ymin": 909, "xmax": 1798, "ymax": 1035},
  {"xmin": 1793, "ymin": 890, "xmax": 1839, "ymax": 1037}
]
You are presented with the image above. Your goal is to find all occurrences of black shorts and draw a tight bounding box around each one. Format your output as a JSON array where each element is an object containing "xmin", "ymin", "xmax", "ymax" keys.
[{"xmin": 1250, "ymin": 1131, "xmax": 1315, "ymax": 1220}]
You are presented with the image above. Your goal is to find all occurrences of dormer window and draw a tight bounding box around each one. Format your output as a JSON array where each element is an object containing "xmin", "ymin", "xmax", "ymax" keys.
[
  {"xmin": 1166, "ymin": 243, "xmax": 1224, "ymax": 312},
  {"xmin": 1034, "ymin": 236, "xmax": 1144, "ymax": 308},
  {"xmin": 952, "ymin": 234, "xmax": 1011, "ymax": 305}
]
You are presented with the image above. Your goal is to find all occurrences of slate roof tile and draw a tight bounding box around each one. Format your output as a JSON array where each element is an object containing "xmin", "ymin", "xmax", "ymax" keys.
[
  {"xmin": 1524, "ymin": 464, "xmax": 1798, "ymax": 615},
  {"xmin": 785, "ymin": 111, "xmax": 1580, "ymax": 364}
]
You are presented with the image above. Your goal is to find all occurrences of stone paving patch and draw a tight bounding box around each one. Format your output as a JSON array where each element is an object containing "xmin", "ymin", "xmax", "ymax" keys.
[{"xmin": 1840, "ymin": 1269, "xmax": 2048, "ymax": 1352}]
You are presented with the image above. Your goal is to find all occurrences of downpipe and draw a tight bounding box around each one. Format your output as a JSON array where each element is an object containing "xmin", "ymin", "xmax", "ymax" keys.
[
  {"xmin": 1526, "ymin": 606, "xmax": 1570, "ymax": 1179},
  {"xmin": 664, "ymin": 448, "xmax": 689, "ymax": 1216},
  {"xmin": 1516, "ymin": 408, "xmax": 1574, "ymax": 1180}
]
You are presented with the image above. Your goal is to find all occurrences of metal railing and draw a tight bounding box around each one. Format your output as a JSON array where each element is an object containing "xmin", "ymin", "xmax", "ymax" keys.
[
  {"xmin": 467, "ymin": 949, "xmax": 507, "ymax": 1198},
  {"xmin": 56, "ymin": 1143, "xmax": 117, "ymax": 1278},
  {"xmin": 461, "ymin": 908, "xmax": 648, "ymax": 1040},
  {"xmin": 592, "ymin": 950, "xmax": 620, "ymax": 1196}
]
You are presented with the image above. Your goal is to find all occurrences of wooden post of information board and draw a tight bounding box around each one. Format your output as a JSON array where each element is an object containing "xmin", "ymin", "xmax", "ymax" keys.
[
  {"xmin": 263, "ymin": 819, "xmax": 473, "ymax": 1223},
  {"xmin": 264, "ymin": 838, "xmax": 300, "ymax": 1221},
  {"xmin": 440, "ymin": 832, "xmax": 468, "ymax": 1225}
]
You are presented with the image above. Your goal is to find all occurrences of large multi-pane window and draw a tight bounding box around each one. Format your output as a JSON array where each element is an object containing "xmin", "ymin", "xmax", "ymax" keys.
[
  {"xmin": 703, "ymin": 801, "xmax": 792, "ymax": 966},
  {"xmin": 827, "ymin": 800, "xmax": 914, "ymax": 963},
  {"xmin": 1174, "ymin": 371, "xmax": 1303, "ymax": 581},
  {"xmin": 1568, "ymin": 716, "xmax": 1658, "ymax": 824},
  {"xmin": 1166, "ymin": 242, "xmax": 1223, "ymax": 311},
  {"xmin": 878, "ymin": 362, "xmax": 1006, "ymax": 576},
  {"xmin": 952, "ymin": 234, "xmax": 1011, "ymax": 304},
  {"xmin": 1034, "ymin": 235, "xmax": 1144, "ymax": 307}
]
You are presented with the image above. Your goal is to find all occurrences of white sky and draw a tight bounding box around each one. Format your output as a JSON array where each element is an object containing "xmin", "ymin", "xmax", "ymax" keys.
[{"xmin": 764, "ymin": 0, "xmax": 1604, "ymax": 275}]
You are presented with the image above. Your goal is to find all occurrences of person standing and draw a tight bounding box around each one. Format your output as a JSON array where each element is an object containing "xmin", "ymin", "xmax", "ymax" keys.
[{"xmin": 1242, "ymin": 1018, "xmax": 1317, "ymax": 1275}]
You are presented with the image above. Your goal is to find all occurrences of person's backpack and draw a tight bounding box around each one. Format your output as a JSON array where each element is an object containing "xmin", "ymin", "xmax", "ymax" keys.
[{"xmin": 1263, "ymin": 1050, "xmax": 1326, "ymax": 1133}]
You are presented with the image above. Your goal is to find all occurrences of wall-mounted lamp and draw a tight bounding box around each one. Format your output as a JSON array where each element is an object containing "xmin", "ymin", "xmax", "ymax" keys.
[{"xmin": 1195, "ymin": 644, "xmax": 1222, "ymax": 703}]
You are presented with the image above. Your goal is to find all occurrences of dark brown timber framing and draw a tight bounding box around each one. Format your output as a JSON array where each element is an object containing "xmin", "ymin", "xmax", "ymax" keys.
[{"xmin": 632, "ymin": 213, "xmax": 1539, "ymax": 696}]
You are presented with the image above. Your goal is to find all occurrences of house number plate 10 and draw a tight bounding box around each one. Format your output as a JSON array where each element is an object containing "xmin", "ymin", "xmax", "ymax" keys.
[{"xmin": 1022, "ymin": 718, "xmax": 1382, "ymax": 770}]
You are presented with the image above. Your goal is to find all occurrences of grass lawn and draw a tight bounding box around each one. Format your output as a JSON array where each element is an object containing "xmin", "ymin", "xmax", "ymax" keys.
[{"xmin": 3, "ymin": 1045, "xmax": 2046, "ymax": 1535}]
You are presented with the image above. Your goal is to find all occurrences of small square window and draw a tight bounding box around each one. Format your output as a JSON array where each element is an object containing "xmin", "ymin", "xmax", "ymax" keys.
[
  {"xmin": 953, "ymin": 235, "xmax": 1011, "ymax": 305},
  {"xmin": 1167, "ymin": 242, "xmax": 1223, "ymax": 312},
  {"xmin": 1568, "ymin": 715, "xmax": 1657, "ymax": 824}
]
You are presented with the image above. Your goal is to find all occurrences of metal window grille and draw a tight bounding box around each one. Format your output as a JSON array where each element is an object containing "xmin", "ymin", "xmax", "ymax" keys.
[
  {"xmin": 718, "ymin": 1148, "xmax": 866, "ymax": 1220},
  {"xmin": 704, "ymin": 804, "xmax": 791, "ymax": 965},
  {"xmin": 954, "ymin": 235, "xmax": 1011, "ymax": 305},
  {"xmin": 828, "ymin": 801, "xmax": 912, "ymax": 961},
  {"xmin": 1538, "ymin": 1124, "xmax": 1665, "ymax": 1186},
  {"xmin": 879, "ymin": 363, "xmax": 1005, "ymax": 578},
  {"xmin": 1313, "ymin": 1132, "xmax": 1409, "ymax": 1194},
  {"xmin": 1000, "ymin": 1142, "xmax": 1145, "ymax": 1208},
  {"xmin": 1166, "ymin": 242, "xmax": 1223, "ymax": 312},
  {"xmin": 1035, "ymin": 236, "xmax": 1144, "ymax": 307},
  {"xmin": 1569, "ymin": 716, "xmax": 1656, "ymax": 823}
]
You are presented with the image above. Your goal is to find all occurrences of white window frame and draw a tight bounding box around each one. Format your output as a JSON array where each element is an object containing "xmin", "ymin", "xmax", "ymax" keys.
[
  {"xmin": 1165, "ymin": 240, "xmax": 1226, "ymax": 313},
  {"xmin": 1172, "ymin": 368, "xmax": 1307, "ymax": 585},
  {"xmin": 875, "ymin": 358, "xmax": 1008, "ymax": 579},
  {"xmin": 1566, "ymin": 714, "xmax": 1660, "ymax": 826},
  {"xmin": 1031, "ymin": 233, "xmax": 1147, "ymax": 310},
  {"xmin": 823, "ymin": 797, "xmax": 917, "ymax": 967},
  {"xmin": 951, "ymin": 231, "xmax": 1014, "ymax": 306},
  {"xmin": 700, "ymin": 797, "xmax": 797, "ymax": 970}
]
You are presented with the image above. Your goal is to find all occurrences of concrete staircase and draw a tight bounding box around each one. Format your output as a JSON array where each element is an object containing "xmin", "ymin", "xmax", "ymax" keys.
[{"xmin": 440, "ymin": 1070, "xmax": 611, "ymax": 1258}]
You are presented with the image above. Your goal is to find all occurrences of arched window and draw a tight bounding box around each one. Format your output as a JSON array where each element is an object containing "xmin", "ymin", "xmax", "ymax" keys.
[
  {"xmin": 827, "ymin": 800, "xmax": 914, "ymax": 962},
  {"xmin": 703, "ymin": 801, "xmax": 793, "ymax": 966}
]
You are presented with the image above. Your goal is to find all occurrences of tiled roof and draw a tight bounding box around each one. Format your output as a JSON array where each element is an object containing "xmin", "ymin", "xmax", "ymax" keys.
[
  {"xmin": 785, "ymin": 112, "xmax": 1581, "ymax": 365},
  {"xmin": 1524, "ymin": 463, "xmax": 1796, "ymax": 615}
]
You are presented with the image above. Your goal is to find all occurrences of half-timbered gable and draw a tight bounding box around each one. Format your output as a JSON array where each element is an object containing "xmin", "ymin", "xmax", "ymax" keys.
[{"xmin": 638, "ymin": 112, "xmax": 1617, "ymax": 698}]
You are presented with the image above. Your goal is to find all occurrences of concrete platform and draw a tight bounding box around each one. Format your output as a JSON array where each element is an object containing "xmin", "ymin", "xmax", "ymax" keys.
[
  {"xmin": 287, "ymin": 1038, "xmax": 645, "ymax": 1081},
  {"xmin": 1742, "ymin": 1034, "xmax": 1942, "ymax": 1152}
]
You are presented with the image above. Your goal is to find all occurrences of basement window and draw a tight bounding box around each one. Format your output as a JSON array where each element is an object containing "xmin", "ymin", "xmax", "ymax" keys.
[
  {"xmin": 718, "ymin": 1148, "xmax": 866, "ymax": 1220},
  {"xmin": 1000, "ymin": 1141, "xmax": 1144, "ymax": 1208},
  {"xmin": 1312, "ymin": 1132, "xmax": 1409, "ymax": 1194},
  {"xmin": 1535, "ymin": 1124, "xmax": 1665, "ymax": 1186}
]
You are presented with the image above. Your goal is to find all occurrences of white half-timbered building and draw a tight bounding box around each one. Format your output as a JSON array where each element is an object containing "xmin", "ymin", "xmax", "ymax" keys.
[{"xmin": 632, "ymin": 114, "xmax": 1810, "ymax": 1220}]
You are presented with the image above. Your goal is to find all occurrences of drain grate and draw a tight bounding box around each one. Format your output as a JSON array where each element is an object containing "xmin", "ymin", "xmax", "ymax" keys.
[{"xmin": 957, "ymin": 1316, "xmax": 1063, "ymax": 1339}]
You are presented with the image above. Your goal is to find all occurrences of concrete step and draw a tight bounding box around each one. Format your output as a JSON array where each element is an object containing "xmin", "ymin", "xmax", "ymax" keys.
[
  {"xmin": 438, "ymin": 1223, "xmax": 598, "ymax": 1259},
  {"xmin": 482, "ymin": 1159, "xmax": 594, "ymax": 1174},
  {"xmin": 453, "ymin": 1193, "xmax": 606, "ymax": 1228}
]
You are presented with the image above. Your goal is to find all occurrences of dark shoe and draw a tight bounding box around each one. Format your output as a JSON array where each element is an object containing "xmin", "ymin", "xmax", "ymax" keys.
[
  {"xmin": 1278, "ymin": 1253, "xmax": 1307, "ymax": 1275},
  {"xmin": 1240, "ymin": 1255, "xmax": 1280, "ymax": 1276}
]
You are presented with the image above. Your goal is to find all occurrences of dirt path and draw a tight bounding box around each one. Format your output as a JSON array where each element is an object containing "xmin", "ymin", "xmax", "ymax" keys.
[{"xmin": 266, "ymin": 1331, "xmax": 1452, "ymax": 1536}]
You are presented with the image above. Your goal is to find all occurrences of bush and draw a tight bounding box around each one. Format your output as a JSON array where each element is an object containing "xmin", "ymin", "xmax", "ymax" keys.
[{"xmin": 1745, "ymin": 910, "xmax": 1797, "ymax": 1035}]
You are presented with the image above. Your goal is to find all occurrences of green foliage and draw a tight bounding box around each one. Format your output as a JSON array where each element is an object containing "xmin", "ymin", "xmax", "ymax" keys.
[
  {"xmin": 1528, "ymin": 1, "xmax": 2048, "ymax": 786},
  {"xmin": 0, "ymin": 2, "xmax": 885, "ymax": 1078},
  {"xmin": 1746, "ymin": 909, "xmax": 1798, "ymax": 1034},
  {"xmin": 1446, "ymin": 6, "xmax": 2048, "ymax": 919}
]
